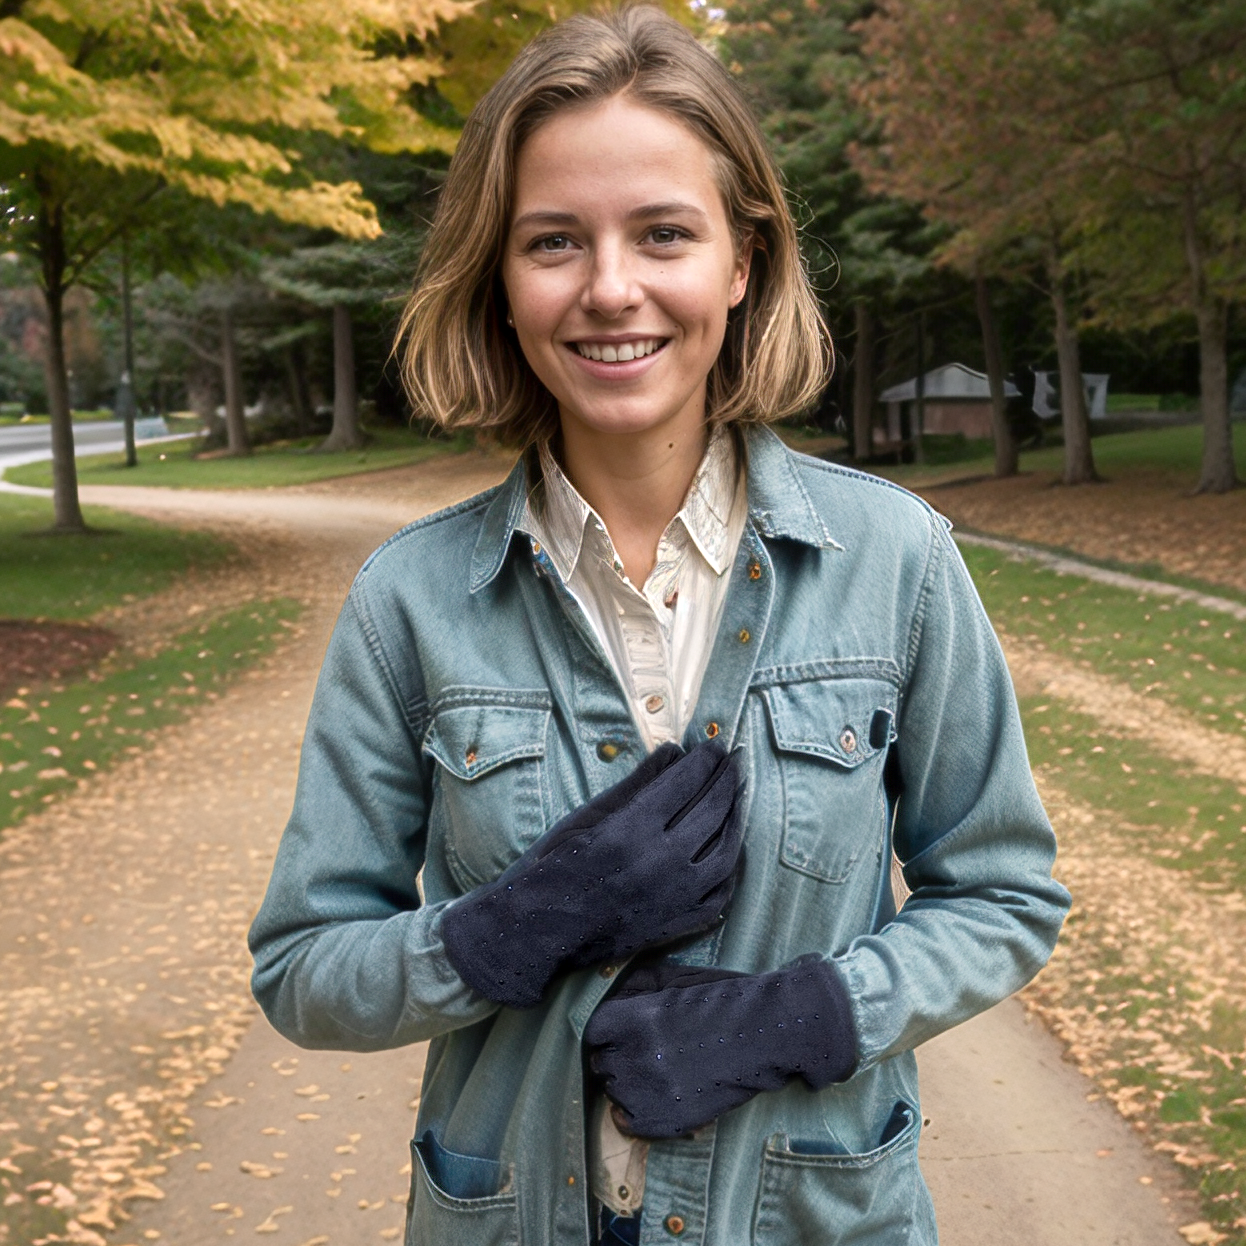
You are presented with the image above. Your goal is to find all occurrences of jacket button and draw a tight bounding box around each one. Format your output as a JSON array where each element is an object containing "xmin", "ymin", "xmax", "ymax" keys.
[
  {"xmin": 599, "ymin": 964, "xmax": 617, "ymax": 979},
  {"xmin": 704, "ymin": 722, "xmax": 719, "ymax": 739},
  {"xmin": 664, "ymin": 1213, "xmax": 685, "ymax": 1236},
  {"xmin": 738, "ymin": 628, "xmax": 750, "ymax": 644},
  {"xmin": 644, "ymin": 694, "xmax": 665, "ymax": 714},
  {"xmin": 748, "ymin": 561, "xmax": 761, "ymax": 580},
  {"xmin": 465, "ymin": 749, "xmax": 477, "ymax": 765},
  {"xmin": 597, "ymin": 740, "xmax": 622, "ymax": 762},
  {"xmin": 839, "ymin": 728, "xmax": 857, "ymax": 753}
]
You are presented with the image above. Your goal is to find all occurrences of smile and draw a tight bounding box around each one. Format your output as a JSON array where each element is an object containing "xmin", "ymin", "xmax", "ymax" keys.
[{"xmin": 572, "ymin": 338, "xmax": 666, "ymax": 362}]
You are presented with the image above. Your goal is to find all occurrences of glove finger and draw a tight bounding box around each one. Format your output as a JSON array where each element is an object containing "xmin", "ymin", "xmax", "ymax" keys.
[
  {"xmin": 534, "ymin": 742, "xmax": 684, "ymax": 856},
  {"xmin": 619, "ymin": 739, "xmax": 727, "ymax": 829}
]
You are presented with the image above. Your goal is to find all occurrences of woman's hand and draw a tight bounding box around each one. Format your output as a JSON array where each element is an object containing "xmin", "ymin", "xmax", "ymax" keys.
[
  {"xmin": 584, "ymin": 956, "xmax": 857, "ymax": 1139},
  {"xmin": 441, "ymin": 740, "xmax": 745, "ymax": 1010}
]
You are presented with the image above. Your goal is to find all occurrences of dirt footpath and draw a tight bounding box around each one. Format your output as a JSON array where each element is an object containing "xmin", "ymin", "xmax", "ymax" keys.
[{"xmin": 0, "ymin": 449, "xmax": 1197, "ymax": 1245}]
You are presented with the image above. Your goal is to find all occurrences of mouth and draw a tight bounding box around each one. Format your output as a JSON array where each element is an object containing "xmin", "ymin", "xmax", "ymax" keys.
[{"xmin": 570, "ymin": 337, "xmax": 668, "ymax": 363}]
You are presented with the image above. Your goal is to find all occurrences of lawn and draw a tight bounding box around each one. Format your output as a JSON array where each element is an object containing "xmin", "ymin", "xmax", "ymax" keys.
[
  {"xmin": 4, "ymin": 425, "xmax": 475, "ymax": 490},
  {"xmin": 961, "ymin": 543, "xmax": 1246, "ymax": 734},
  {"xmin": 0, "ymin": 599, "xmax": 300, "ymax": 833},
  {"xmin": 0, "ymin": 492, "xmax": 233, "ymax": 621},
  {"xmin": 873, "ymin": 421, "xmax": 1246, "ymax": 489},
  {"xmin": 960, "ymin": 544, "xmax": 1246, "ymax": 1240}
]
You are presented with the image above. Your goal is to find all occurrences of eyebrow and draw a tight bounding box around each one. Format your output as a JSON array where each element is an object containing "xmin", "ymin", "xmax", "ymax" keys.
[{"xmin": 510, "ymin": 201, "xmax": 710, "ymax": 232}]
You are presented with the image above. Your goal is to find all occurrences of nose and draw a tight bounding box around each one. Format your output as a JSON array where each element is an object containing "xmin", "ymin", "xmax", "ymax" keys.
[{"xmin": 581, "ymin": 238, "xmax": 642, "ymax": 320}]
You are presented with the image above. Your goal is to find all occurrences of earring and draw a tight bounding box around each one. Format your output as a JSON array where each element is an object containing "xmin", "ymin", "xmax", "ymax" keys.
[{"xmin": 506, "ymin": 311, "xmax": 514, "ymax": 327}]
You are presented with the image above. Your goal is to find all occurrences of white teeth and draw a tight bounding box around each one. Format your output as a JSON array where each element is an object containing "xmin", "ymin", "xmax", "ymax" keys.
[{"xmin": 575, "ymin": 338, "xmax": 660, "ymax": 361}]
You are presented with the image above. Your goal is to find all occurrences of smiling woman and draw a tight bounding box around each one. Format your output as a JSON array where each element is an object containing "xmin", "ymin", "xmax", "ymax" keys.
[{"xmin": 250, "ymin": 10, "xmax": 1069, "ymax": 1246}]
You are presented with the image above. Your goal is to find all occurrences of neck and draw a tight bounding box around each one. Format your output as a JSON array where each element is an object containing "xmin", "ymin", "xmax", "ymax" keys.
[{"xmin": 557, "ymin": 405, "xmax": 708, "ymax": 585}]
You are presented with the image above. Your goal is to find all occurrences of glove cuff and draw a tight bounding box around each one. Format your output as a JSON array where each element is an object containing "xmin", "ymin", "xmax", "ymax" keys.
[{"xmin": 785, "ymin": 957, "xmax": 858, "ymax": 1089}]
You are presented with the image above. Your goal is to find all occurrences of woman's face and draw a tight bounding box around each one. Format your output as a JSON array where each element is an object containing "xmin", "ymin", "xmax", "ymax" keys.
[{"xmin": 502, "ymin": 94, "xmax": 750, "ymax": 444}]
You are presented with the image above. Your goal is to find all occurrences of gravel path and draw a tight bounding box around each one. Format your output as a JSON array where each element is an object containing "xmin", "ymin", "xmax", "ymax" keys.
[{"xmin": 0, "ymin": 451, "xmax": 1203, "ymax": 1245}]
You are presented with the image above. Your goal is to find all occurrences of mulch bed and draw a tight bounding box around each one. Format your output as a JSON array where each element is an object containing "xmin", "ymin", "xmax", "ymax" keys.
[{"xmin": 0, "ymin": 620, "xmax": 118, "ymax": 699}]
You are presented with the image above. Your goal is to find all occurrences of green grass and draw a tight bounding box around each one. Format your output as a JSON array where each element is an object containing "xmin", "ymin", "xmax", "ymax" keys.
[
  {"xmin": 4, "ymin": 425, "xmax": 475, "ymax": 490},
  {"xmin": 873, "ymin": 421, "xmax": 1246, "ymax": 489},
  {"xmin": 1022, "ymin": 696, "xmax": 1246, "ymax": 886},
  {"xmin": 0, "ymin": 493, "xmax": 232, "ymax": 622},
  {"xmin": 961, "ymin": 543, "xmax": 1246, "ymax": 737},
  {"xmin": 0, "ymin": 408, "xmax": 115, "ymax": 425},
  {"xmin": 0, "ymin": 599, "xmax": 300, "ymax": 832},
  {"xmin": 958, "ymin": 545, "xmax": 1246, "ymax": 1236}
]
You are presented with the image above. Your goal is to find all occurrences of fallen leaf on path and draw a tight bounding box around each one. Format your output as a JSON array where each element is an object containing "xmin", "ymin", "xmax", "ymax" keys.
[{"xmin": 1179, "ymin": 1224, "xmax": 1226, "ymax": 1245}]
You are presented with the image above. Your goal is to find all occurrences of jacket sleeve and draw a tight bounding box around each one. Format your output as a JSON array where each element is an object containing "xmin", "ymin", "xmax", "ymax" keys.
[
  {"xmin": 834, "ymin": 515, "xmax": 1070, "ymax": 1069},
  {"xmin": 248, "ymin": 581, "xmax": 498, "ymax": 1050}
]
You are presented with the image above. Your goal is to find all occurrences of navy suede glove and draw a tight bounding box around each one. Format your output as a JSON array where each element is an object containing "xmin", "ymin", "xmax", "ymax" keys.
[
  {"xmin": 441, "ymin": 741, "xmax": 745, "ymax": 1010},
  {"xmin": 584, "ymin": 955, "xmax": 857, "ymax": 1139}
]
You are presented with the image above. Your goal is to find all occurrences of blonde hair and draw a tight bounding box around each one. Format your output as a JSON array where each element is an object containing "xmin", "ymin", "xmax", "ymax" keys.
[{"xmin": 398, "ymin": 5, "xmax": 831, "ymax": 447}]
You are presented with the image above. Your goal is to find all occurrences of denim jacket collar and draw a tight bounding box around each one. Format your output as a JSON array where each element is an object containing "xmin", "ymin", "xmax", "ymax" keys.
[{"xmin": 469, "ymin": 426, "xmax": 841, "ymax": 594}]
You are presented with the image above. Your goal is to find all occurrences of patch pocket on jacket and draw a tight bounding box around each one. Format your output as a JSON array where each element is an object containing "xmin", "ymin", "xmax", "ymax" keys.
[
  {"xmin": 423, "ymin": 701, "xmax": 550, "ymax": 890},
  {"xmin": 762, "ymin": 678, "xmax": 895, "ymax": 884},
  {"xmin": 407, "ymin": 1134, "xmax": 518, "ymax": 1246},
  {"xmin": 751, "ymin": 1101, "xmax": 927, "ymax": 1245}
]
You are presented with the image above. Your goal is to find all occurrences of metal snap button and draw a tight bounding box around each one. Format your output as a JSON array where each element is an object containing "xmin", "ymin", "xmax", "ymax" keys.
[
  {"xmin": 705, "ymin": 722, "xmax": 719, "ymax": 739},
  {"xmin": 530, "ymin": 539, "xmax": 542, "ymax": 555},
  {"xmin": 664, "ymin": 1213, "xmax": 686, "ymax": 1236},
  {"xmin": 839, "ymin": 728, "xmax": 857, "ymax": 754},
  {"xmin": 747, "ymin": 561, "xmax": 761, "ymax": 581},
  {"xmin": 645, "ymin": 694, "xmax": 665, "ymax": 714},
  {"xmin": 465, "ymin": 749, "xmax": 477, "ymax": 765},
  {"xmin": 738, "ymin": 628, "xmax": 750, "ymax": 644},
  {"xmin": 600, "ymin": 964, "xmax": 617, "ymax": 979},
  {"xmin": 596, "ymin": 740, "xmax": 622, "ymax": 762}
]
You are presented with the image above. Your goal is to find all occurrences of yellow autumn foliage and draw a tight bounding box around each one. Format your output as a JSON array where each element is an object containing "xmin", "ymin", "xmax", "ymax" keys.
[{"xmin": 0, "ymin": 0, "xmax": 471, "ymax": 237}]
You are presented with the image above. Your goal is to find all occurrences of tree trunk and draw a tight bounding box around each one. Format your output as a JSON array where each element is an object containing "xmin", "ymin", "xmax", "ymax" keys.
[
  {"xmin": 221, "ymin": 307, "xmax": 251, "ymax": 456},
  {"xmin": 1048, "ymin": 266, "xmax": 1097, "ymax": 485},
  {"xmin": 321, "ymin": 303, "xmax": 364, "ymax": 451},
  {"xmin": 37, "ymin": 192, "xmax": 87, "ymax": 533},
  {"xmin": 1193, "ymin": 299, "xmax": 1237, "ymax": 493},
  {"xmin": 1181, "ymin": 189, "xmax": 1239, "ymax": 493},
  {"xmin": 284, "ymin": 344, "xmax": 315, "ymax": 436},
  {"xmin": 852, "ymin": 302, "xmax": 875, "ymax": 463},
  {"xmin": 975, "ymin": 268, "xmax": 1018, "ymax": 478},
  {"xmin": 121, "ymin": 233, "xmax": 137, "ymax": 468}
]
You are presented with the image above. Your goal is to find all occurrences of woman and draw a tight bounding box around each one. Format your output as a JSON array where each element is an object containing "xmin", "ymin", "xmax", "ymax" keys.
[{"xmin": 248, "ymin": 9, "xmax": 1069, "ymax": 1244}]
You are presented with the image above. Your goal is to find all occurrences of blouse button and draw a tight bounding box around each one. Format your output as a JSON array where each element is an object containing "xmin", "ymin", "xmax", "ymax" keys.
[
  {"xmin": 644, "ymin": 694, "xmax": 665, "ymax": 714},
  {"xmin": 839, "ymin": 728, "xmax": 857, "ymax": 754},
  {"xmin": 664, "ymin": 1213, "xmax": 686, "ymax": 1236}
]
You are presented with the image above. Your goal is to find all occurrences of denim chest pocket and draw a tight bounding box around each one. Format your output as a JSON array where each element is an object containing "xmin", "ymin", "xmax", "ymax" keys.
[
  {"xmin": 762, "ymin": 678, "xmax": 896, "ymax": 884},
  {"xmin": 422, "ymin": 701, "xmax": 550, "ymax": 891}
]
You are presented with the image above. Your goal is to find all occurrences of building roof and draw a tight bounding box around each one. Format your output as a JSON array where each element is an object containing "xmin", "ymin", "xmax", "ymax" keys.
[{"xmin": 878, "ymin": 362, "xmax": 1020, "ymax": 404}]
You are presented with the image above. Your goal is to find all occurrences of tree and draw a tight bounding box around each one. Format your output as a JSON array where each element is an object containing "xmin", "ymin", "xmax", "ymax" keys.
[
  {"xmin": 719, "ymin": 0, "xmax": 932, "ymax": 461},
  {"xmin": 856, "ymin": 0, "xmax": 1100, "ymax": 484},
  {"xmin": 0, "ymin": 0, "xmax": 461, "ymax": 531},
  {"xmin": 1064, "ymin": 0, "xmax": 1246, "ymax": 493}
]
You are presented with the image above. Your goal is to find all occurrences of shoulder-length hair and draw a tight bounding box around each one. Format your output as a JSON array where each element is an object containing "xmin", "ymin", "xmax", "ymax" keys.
[{"xmin": 398, "ymin": 5, "xmax": 831, "ymax": 448}]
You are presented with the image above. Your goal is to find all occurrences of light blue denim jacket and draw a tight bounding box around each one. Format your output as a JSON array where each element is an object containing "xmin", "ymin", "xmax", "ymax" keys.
[{"xmin": 249, "ymin": 427, "xmax": 1070, "ymax": 1246}]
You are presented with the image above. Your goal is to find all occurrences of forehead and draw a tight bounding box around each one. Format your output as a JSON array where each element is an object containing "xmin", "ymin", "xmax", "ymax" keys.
[{"xmin": 510, "ymin": 95, "xmax": 727, "ymax": 219}]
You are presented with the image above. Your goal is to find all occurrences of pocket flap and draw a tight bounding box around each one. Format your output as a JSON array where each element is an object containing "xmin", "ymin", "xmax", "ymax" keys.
[
  {"xmin": 763, "ymin": 679, "xmax": 895, "ymax": 770},
  {"xmin": 423, "ymin": 703, "xmax": 549, "ymax": 780}
]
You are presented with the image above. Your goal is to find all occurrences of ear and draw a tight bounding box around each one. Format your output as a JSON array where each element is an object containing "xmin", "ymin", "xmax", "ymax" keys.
[{"xmin": 728, "ymin": 231, "xmax": 755, "ymax": 309}]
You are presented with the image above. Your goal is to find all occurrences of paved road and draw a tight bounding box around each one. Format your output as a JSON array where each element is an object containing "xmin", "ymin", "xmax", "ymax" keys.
[
  {"xmin": 0, "ymin": 418, "xmax": 189, "ymax": 486},
  {"xmin": 0, "ymin": 459, "xmax": 1193, "ymax": 1244}
]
